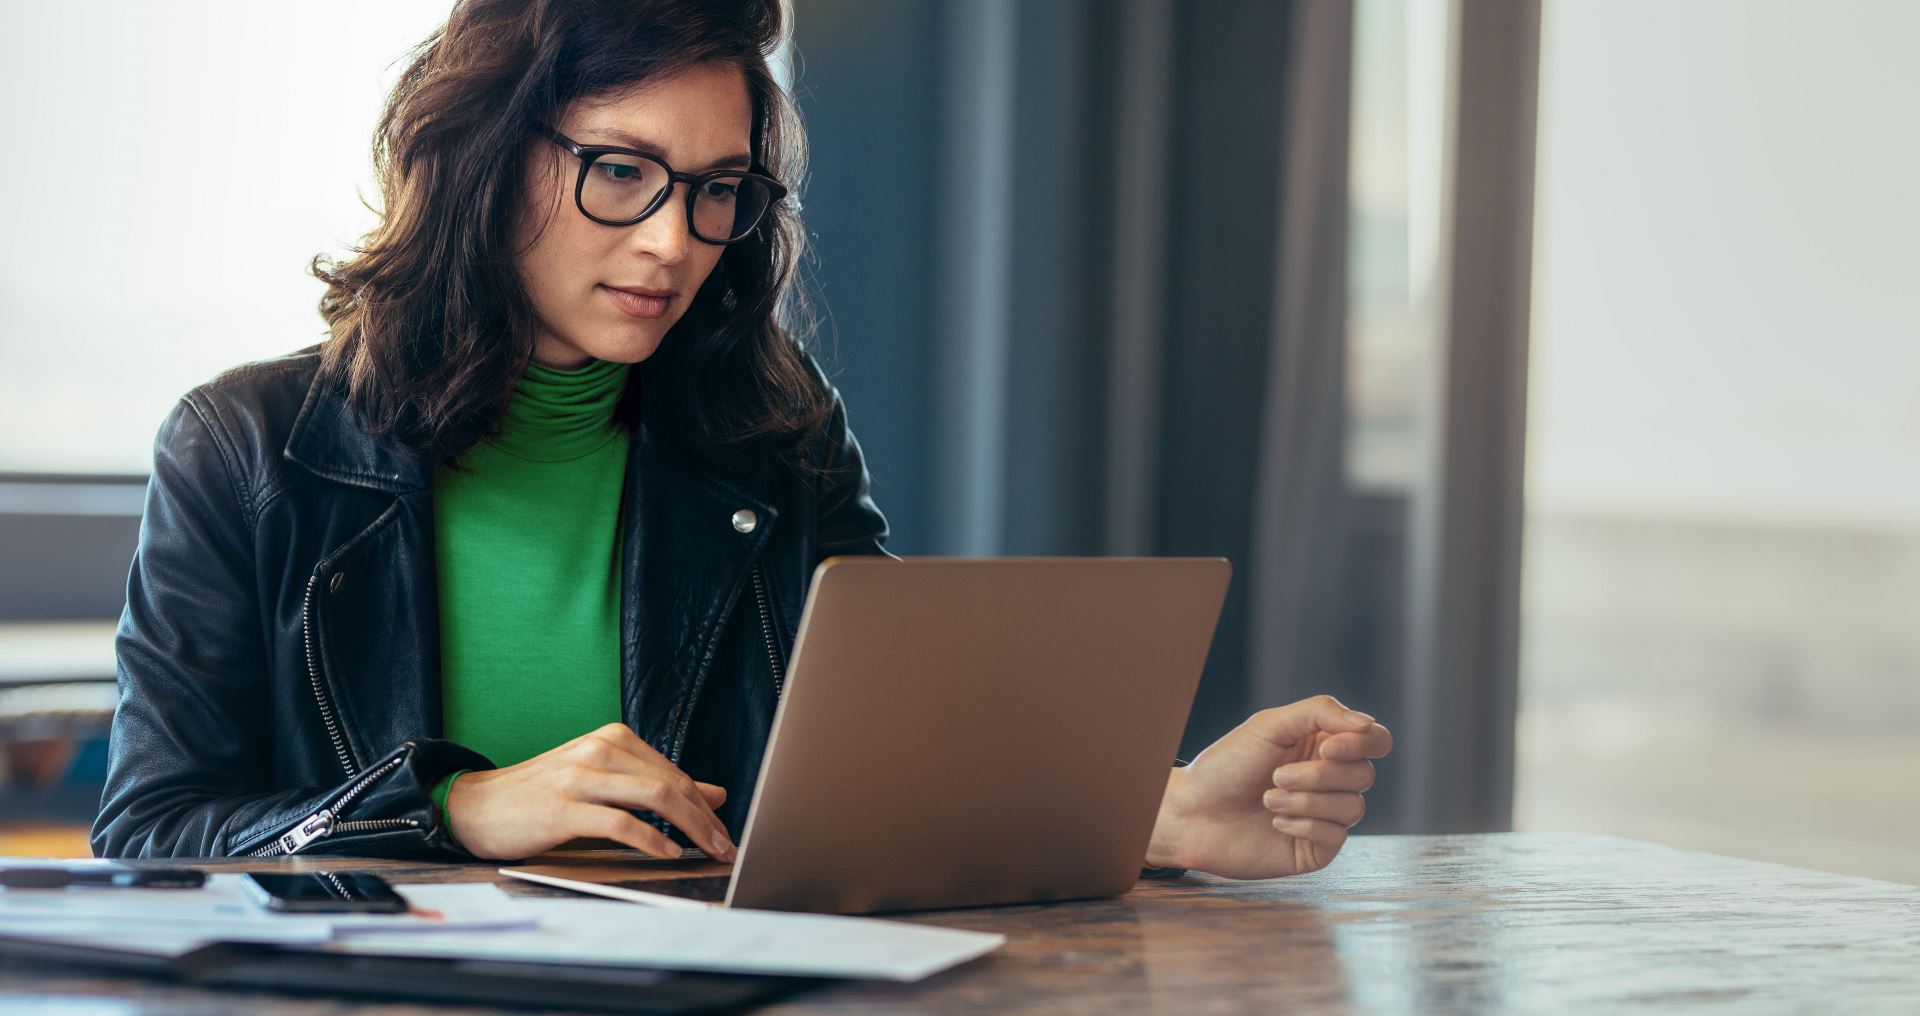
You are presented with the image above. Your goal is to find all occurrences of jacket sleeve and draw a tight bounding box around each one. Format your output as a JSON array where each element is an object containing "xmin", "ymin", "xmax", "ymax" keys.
[
  {"xmin": 809, "ymin": 363, "xmax": 898, "ymax": 562},
  {"xmin": 91, "ymin": 394, "xmax": 493, "ymax": 860}
]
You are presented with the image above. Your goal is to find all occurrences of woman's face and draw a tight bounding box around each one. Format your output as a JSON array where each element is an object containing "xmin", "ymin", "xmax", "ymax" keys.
[{"xmin": 514, "ymin": 61, "xmax": 752, "ymax": 370}]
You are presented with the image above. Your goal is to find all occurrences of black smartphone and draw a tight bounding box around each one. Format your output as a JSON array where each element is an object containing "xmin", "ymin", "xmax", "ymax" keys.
[{"xmin": 241, "ymin": 871, "xmax": 408, "ymax": 914}]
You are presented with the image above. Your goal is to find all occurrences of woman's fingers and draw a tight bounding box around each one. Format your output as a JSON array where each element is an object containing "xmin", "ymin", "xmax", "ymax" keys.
[
  {"xmin": 1273, "ymin": 759, "xmax": 1375, "ymax": 793},
  {"xmin": 1271, "ymin": 815, "xmax": 1348, "ymax": 869},
  {"xmin": 567, "ymin": 802, "xmax": 684, "ymax": 859},
  {"xmin": 1264, "ymin": 789, "xmax": 1366, "ymax": 828},
  {"xmin": 569, "ymin": 767, "xmax": 736, "ymax": 860},
  {"xmin": 572, "ymin": 737, "xmax": 733, "ymax": 826},
  {"xmin": 562, "ymin": 726, "xmax": 735, "ymax": 858},
  {"xmin": 1316, "ymin": 723, "xmax": 1393, "ymax": 762}
]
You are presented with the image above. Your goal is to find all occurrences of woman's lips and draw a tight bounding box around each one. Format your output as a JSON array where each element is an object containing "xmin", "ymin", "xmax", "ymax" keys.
[{"xmin": 601, "ymin": 284, "xmax": 673, "ymax": 319}]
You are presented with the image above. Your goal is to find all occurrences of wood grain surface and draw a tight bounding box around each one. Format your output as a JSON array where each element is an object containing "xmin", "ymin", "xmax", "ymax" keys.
[{"xmin": 2, "ymin": 832, "xmax": 1915, "ymax": 1013}]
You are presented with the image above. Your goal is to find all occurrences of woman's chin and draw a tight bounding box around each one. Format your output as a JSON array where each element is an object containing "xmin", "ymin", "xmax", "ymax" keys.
[
  {"xmin": 571, "ymin": 324, "xmax": 669, "ymax": 366},
  {"xmin": 601, "ymin": 335, "xmax": 664, "ymax": 365},
  {"xmin": 527, "ymin": 336, "xmax": 655, "ymax": 370}
]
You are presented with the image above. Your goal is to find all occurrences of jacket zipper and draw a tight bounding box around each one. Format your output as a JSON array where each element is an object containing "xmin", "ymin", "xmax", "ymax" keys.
[
  {"xmin": 303, "ymin": 569, "xmax": 357, "ymax": 780},
  {"xmin": 666, "ymin": 563, "xmax": 785, "ymax": 764},
  {"xmin": 247, "ymin": 753, "xmax": 416, "ymax": 857},
  {"xmin": 752, "ymin": 564, "xmax": 787, "ymax": 701}
]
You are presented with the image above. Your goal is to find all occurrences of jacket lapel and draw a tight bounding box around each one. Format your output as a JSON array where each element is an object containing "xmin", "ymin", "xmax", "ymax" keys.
[
  {"xmin": 282, "ymin": 369, "xmax": 440, "ymax": 769},
  {"xmin": 620, "ymin": 426, "xmax": 778, "ymax": 760}
]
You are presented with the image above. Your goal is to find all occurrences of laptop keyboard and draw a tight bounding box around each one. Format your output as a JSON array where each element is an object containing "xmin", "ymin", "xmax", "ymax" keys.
[{"xmin": 606, "ymin": 875, "xmax": 731, "ymax": 903}]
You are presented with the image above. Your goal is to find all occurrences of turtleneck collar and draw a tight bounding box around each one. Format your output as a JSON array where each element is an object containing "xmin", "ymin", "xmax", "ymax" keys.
[{"xmin": 487, "ymin": 357, "xmax": 632, "ymax": 462}]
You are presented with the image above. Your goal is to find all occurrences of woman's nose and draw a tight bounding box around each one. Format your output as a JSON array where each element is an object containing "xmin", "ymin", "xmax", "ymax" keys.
[{"xmin": 626, "ymin": 183, "xmax": 693, "ymax": 264}]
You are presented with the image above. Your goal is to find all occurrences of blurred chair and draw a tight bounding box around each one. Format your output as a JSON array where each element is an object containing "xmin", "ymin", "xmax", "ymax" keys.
[{"xmin": 0, "ymin": 621, "xmax": 119, "ymax": 858}]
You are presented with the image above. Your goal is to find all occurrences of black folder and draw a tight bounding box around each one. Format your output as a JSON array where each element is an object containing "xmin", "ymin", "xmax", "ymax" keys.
[{"xmin": 0, "ymin": 934, "xmax": 821, "ymax": 1013}]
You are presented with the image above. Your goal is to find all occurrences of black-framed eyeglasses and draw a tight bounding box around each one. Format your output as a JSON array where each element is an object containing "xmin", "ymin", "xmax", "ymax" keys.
[{"xmin": 538, "ymin": 124, "xmax": 787, "ymax": 245}]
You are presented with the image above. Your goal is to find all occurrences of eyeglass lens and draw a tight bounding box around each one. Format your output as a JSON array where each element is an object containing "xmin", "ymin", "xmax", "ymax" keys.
[{"xmin": 581, "ymin": 153, "xmax": 774, "ymax": 242}]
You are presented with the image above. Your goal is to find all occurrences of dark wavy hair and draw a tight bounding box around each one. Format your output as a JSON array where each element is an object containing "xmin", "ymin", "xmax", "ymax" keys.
[{"xmin": 312, "ymin": 0, "xmax": 830, "ymax": 476}]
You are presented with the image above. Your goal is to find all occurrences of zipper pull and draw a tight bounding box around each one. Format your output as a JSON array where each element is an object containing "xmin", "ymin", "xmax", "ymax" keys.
[{"xmin": 277, "ymin": 809, "xmax": 334, "ymax": 854}]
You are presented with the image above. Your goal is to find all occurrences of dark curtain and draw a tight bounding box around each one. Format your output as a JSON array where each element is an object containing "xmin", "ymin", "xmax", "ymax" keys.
[{"xmin": 794, "ymin": 0, "xmax": 1535, "ymax": 833}]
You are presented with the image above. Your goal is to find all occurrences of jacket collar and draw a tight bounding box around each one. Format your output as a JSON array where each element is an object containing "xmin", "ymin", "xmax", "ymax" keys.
[
  {"xmin": 283, "ymin": 366, "xmax": 434, "ymax": 495},
  {"xmin": 281, "ymin": 360, "xmax": 778, "ymax": 509}
]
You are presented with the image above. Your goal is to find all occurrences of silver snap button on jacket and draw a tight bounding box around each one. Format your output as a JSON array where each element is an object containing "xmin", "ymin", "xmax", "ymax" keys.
[
  {"xmin": 731, "ymin": 509, "xmax": 758, "ymax": 534},
  {"xmin": 328, "ymin": 571, "xmax": 347, "ymax": 594}
]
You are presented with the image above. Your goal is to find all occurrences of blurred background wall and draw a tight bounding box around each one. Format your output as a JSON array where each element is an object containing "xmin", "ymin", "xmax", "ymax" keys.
[
  {"xmin": 1516, "ymin": 0, "xmax": 1920, "ymax": 883},
  {"xmin": 0, "ymin": 0, "xmax": 1913, "ymax": 881}
]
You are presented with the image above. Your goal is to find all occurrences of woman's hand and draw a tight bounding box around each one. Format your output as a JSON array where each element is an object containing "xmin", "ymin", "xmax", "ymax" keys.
[
  {"xmin": 444, "ymin": 722, "xmax": 737, "ymax": 862},
  {"xmin": 1145, "ymin": 695, "xmax": 1392, "ymax": 879}
]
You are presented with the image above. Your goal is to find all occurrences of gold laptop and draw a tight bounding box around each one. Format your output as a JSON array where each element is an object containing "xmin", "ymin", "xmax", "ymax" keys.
[{"xmin": 507, "ymin": 556, "xmax": 1231, "ymax": 915}]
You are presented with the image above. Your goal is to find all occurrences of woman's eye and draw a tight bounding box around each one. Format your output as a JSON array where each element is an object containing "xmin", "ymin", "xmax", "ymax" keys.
[
  {"xmin": 702, "ymin": 180, "xmax": 738, "ymax": 200},
  {"xmin": 595, "ymin": 162, "xmax": 642, "ymax": 182}
]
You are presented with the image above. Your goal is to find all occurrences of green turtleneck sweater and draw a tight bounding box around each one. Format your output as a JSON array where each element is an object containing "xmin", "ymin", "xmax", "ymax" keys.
[{"xmin": 429, "ymin": 356, "xmax": 633, "ymax": 823}]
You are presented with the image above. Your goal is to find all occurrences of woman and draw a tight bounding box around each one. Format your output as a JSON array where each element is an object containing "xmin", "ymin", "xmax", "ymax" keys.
[{"xmin": 92, "ymin": 0, "xmax": 1391, "ymax": 880}]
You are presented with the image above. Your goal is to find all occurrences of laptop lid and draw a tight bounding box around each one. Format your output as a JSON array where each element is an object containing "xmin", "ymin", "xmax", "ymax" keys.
[{"xmin": 725, "ymin": 556, "xmax": 1230, "ymax": 914}]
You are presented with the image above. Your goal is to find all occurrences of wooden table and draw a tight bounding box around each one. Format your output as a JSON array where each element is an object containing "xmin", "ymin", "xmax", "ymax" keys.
[{"xmin": 2, "ymin": 832, "xmax": 1916, "ymax": 1013}]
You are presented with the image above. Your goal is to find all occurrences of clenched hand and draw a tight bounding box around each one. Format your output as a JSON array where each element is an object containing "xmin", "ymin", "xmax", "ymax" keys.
[{"xmin": 1145, "ymin": 695, "xmax": 1392, "ymax": 879}]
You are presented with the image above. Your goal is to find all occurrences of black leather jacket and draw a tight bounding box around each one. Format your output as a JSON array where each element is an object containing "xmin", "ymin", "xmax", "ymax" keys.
[{"xmin": 91, "ymin": 345, "xmax": 892, "ymax": 859}]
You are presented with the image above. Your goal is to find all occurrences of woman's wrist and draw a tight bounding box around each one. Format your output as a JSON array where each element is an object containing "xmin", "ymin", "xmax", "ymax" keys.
[
  {"xmin": 1144, "ymin": 766, "xmax": 1189, "ymax": 870},
  {"xmin": 432, "ymin": 769, "xmax": 473, "ymax": 847}
]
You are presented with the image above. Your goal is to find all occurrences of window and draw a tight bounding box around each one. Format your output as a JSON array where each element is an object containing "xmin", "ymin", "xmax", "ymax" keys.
[
  {"xmin": 1518, "ymin": 0, "xmax": 1920, "ymax": 884},
  {"xmin": 0, "ymin": 1, "xmax": 454, "ymax": 475}
]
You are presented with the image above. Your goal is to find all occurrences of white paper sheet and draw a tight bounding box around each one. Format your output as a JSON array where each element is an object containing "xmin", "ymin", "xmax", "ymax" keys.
[
  {"xmin": 0, "ymin": 877, "xmax": 532, "ymax": 946},
  {"xmin": 332, "ymin": 896, "xmax": 1006, "ymax": 981},
  {"xmin": 1, "ymin": 873, "xmax": 1002, "ymax": 982}
]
